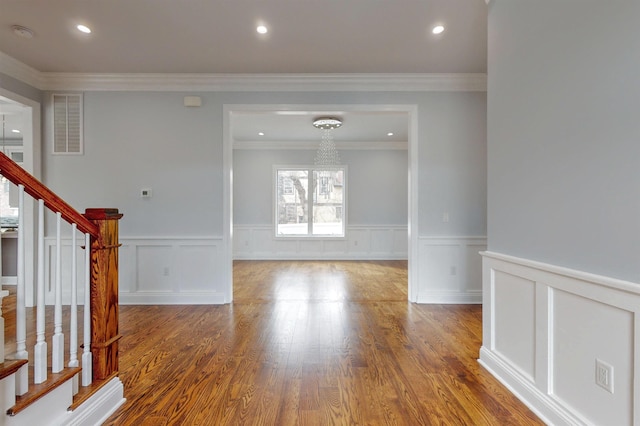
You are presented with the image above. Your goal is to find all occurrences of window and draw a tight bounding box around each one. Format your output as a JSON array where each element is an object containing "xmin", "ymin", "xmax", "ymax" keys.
[{"xmin": 275, "ymin": 167, "xmax": 346, "ymax": 237}]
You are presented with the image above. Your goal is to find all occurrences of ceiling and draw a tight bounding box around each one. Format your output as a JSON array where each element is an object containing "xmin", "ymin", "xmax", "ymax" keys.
[{"xmin": 0, "ymin": 0, "xmax": 487, "ymax": 145}]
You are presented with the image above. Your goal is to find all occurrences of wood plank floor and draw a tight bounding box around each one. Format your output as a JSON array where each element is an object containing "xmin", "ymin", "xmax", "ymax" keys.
[{"xmin": 104, "ymin": 260, "xmax": 544, "ymax": 425}]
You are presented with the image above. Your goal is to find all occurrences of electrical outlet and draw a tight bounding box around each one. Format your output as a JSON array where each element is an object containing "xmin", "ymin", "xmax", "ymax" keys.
[
  {"xmin": 595, "ymin": 359, "xmax": 614, "ymax": 393},
  {"xmin": 141, "ymin": 188, "xmax": 153, "ymax": 198},
  {"xmin": 450, "ymin": 266, "xmax": 457, "ymax": 276},
  {"xmin": 163, "ymin": 267, "xmax": 170, "ymax": 277}
]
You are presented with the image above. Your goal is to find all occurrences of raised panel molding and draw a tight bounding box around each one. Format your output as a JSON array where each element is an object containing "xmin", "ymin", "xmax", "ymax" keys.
[
  {"xmin": 233, "ymin": 225, "xmax": 408, "ymax": 260},
  {"xmin": 45, "ymin": 236, "xmax": 228, "ymax": 305},
  {"xmin": 416, "ymin": 236, "xmax": 487, "ymax": 304},
  {"xmin": 480, "ymin": 251, "xmax": 640, "ymax": 426}
]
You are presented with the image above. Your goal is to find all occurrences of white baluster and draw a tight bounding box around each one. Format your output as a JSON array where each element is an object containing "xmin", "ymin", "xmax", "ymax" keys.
[
  {"xmin": 15, "ymin": 185, "xmax": 28, "ymax": 394},
  {"xmin": 0, "ymin": 289, "xmax": 8, "ymax": 362},
  {"xmin": 34, "ymin": 199, "xmax": 47, "ymax": 383},
  {"xmin": 82, "ymin": 232, "xmax": 93, "ymax": 386},
  {"xmin": 52, "ymin": 212, "xmax": 64, "ymax": 372},
  {"xmin": 69, "ymin": 224, "xmax": 79, "ymax": 394}
]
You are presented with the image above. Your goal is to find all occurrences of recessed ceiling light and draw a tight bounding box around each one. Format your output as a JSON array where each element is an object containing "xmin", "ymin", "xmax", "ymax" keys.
[
  {"xmin": 12, "ymin": 129, "xmax": 21, "ymax": 134},
  {"xmin": 256, "ymin": 25, "xmax": 268, "ymax": 35},
  {"xmin": 432, "ymin": 25, "xmax": 445, "ymax": 35},
  {"xmin": 258, "ymin": 132, "xmax": 265, "ymax": 136},
  {"xmin": 387, "ymin": 132, "xmax": 394, "ymax": 136},
  {"xmin": 77, "ymin": 24, "xmax": 92, "ymax": 34}
]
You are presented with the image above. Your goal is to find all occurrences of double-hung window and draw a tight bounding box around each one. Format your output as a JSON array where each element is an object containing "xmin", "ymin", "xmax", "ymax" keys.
[{"xmin": 275, "ymin": 166, "xmax": 346, "ymax": 237}]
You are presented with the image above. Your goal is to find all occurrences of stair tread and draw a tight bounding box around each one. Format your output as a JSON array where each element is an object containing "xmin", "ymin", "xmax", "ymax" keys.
[
  {"xmin": 7, "ymin": 366, "xmax": 82, "ymax": 416},
  {"xmin": 0, "ymin": 359, "xmax": 29, "ymax": 381}
]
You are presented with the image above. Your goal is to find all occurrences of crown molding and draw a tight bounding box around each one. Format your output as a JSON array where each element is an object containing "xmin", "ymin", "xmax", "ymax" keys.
[
  {"xmin": 41, "ymin": 72, "xmax": 486, "ymax": 92},
  {"xmin": 1, "ymin": 53, "xmax": 486, "ymax": 93},
  {"xmin": 0, "ymin": 51, "xmax": 44, "ymax": 89},
  {"xmin": 234, "ymin": 140, "xmax": 408, "ymax": 150}
]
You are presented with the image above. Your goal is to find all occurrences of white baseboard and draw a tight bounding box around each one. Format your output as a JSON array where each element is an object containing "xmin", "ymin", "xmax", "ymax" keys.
[
  {"xmin": 478, "ymin": 347, "xmax": 583, "ymax": 426},
  {"xmin": 119, "ymin": 291, "xmax": 227, "ymax": 305},
  {"xmin": 62, "ymin": 376, "xmax": 126, "ymax": 426}
]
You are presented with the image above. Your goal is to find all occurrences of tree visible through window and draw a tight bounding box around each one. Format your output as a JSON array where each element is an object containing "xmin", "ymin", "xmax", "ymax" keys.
[{"xmin": 275, "ymin": 167, "xmax": 345, "ymax": 237}]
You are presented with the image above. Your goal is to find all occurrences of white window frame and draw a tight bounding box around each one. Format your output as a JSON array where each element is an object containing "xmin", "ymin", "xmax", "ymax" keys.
[{"xmin": 273, "ymin": 165, "xmax": 347, "ymax": 239}]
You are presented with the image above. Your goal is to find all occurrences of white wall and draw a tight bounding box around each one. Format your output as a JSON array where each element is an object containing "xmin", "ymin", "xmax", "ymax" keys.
[{"xmin": 485, "ymin": 1, "xmax": 640, "ymax": 424}]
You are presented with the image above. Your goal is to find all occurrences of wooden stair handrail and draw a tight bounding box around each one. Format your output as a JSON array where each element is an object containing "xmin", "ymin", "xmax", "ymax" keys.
[{"xmin": 0, "ymin": 151, "xmax": 99, "ymax": 237}]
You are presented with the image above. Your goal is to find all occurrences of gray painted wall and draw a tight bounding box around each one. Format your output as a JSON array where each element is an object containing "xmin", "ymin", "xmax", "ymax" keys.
[
  {"xmin": 39, "ymin": 90, "xmax": 486, "ymax": 239},
  {"xmin": 233, "ymin": 148, "xmax": 408, "ymax": 226},
  {"xmin": 487, "ymin": 1, "xmax": 640, "ymax": 282}
]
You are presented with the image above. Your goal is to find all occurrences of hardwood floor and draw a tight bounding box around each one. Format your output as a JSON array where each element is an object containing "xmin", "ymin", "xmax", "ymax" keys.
[{"xmin": 104, "ymin": 260, "xmax": 543, "ymax": 425}]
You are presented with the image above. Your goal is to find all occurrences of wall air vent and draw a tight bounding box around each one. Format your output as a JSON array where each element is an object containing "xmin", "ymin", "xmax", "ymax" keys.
[{"xmin": 52, "ymin": 93, "xmax": 83, "ymax": 154}]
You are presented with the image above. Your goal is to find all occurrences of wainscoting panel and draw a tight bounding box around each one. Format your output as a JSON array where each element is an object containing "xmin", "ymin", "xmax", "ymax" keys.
[
  {"xmin": 120, "ymin": 238, "xmax": 227, "ymax": 304},
  {"xmin": 480, "ymin": 251, "xmax": 640, "ymax": 426},
  {"xmin": 233, "ymin": 225, "xmax": 408, "ymax": 260},
  {"xmin": 45, "ymin": 237, "xmax": 228, "ymax": 305},
  {"xmin": 44, "ymin": 238, "xmax": 87, "ymax": 305},
  {"xmin": 415, "ymin": 237, "xmax": 486, "ymax": 303}
]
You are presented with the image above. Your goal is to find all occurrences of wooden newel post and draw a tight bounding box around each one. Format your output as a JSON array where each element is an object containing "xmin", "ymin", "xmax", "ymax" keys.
[{"xmin": 84, "ymin": 208, "xmax": 123, "ymax": 381}]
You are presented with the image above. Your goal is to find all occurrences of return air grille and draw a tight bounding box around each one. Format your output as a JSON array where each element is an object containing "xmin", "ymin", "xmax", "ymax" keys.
[{"xmin": 53, "ymin": 94, "xmax": 83, "ymax": 154}]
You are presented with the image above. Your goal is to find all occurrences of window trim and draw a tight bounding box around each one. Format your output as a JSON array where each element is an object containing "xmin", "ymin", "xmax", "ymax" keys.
[{"xmin": 273, "ymin": 165, "xmax": 347, "ymax": 239}]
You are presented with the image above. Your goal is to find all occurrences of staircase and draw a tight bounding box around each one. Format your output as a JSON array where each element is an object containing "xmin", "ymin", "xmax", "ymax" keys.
[{"xmin": 0, "ymin": 152, "xmax": 124, "ymax": 425}]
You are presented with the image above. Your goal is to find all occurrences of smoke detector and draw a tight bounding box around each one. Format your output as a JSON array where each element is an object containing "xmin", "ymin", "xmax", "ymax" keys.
[{"xmin": 12, "ymin": 25, "xmax": 34, "ymax": 39}]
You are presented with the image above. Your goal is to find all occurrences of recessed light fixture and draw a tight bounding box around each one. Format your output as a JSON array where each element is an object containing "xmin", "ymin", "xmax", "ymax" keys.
[
  {"xmin": 12, "ymin": 129, "xmax": 21, "ymax": 134},
  {"xmin": 387, "ymin": 132, "xmax": 394, "ymax": 136},
  {"xmin": 256, "ymin": 25, "xmax": 268, "ymax": 34},
  {"xmin": 258, "ymin": 132, "xmax": 265, "ymax": 136},
  {"xmin": 432, "ymin": 25, "xmax": 445, "ymax": 35},
  {"xmin": 77, "ymin": 24, "xmax": 92, "ymax": 34}
]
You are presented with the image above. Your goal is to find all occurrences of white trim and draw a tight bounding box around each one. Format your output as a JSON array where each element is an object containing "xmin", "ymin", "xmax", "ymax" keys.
[
  {"xmin": 0, "ymin": 51, "xmax": 43, "ymax": 89},
  {"xmin": 62, "ymin": 376, "xmax": 125, "ymax": 426},
  {"xmin": 0, "ymin": 53, "xmax": 487, "ymax": 92},
  {"xmin": 41, "ymin": 72, "xmax": 487, "ymax": 92},
  {"xmin": 226, "ymin": 104, "xmax": 418, "ymax": 302},
  {"xmin": 0, "ymin": 87, "xmax": 40, "ymax": 307},
  {"xmin": 120, "ymin": 291, "xmax": 226, "ymax": 305},
  {"xmin": 234, "ymin": 140, "xmax": 408, "ymax": 150},
  {"xmin": 481, "ymin": 251, "xmax": 640, "ymax": 426},
  {"xmin": 478, "ymin": 348, "xmax": 577, "ymax": 426},
  {"xmin": 481, "ymin": 251, "xmax": 640, "ymax": 295}
]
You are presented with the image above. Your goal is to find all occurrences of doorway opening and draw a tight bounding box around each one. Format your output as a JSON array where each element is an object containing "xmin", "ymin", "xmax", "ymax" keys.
[{"xmin": 223, "ymin": 105, "xmax": 419, "ymax": 303}]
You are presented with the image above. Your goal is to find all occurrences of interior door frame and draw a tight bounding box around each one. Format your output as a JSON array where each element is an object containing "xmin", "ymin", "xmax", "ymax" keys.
[
  {"xmin": 223, "ymin": 104, "xmax": 419, "ymax": 303},
  {"xmin": 0, "ymin": 87, "xmax": 41, "ymax": 307}
]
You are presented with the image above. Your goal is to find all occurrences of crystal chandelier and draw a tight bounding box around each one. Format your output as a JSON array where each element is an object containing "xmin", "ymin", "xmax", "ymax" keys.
[{"xmin": 313, "ymin": 117, "xmax": 342, "ymax": 168}]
